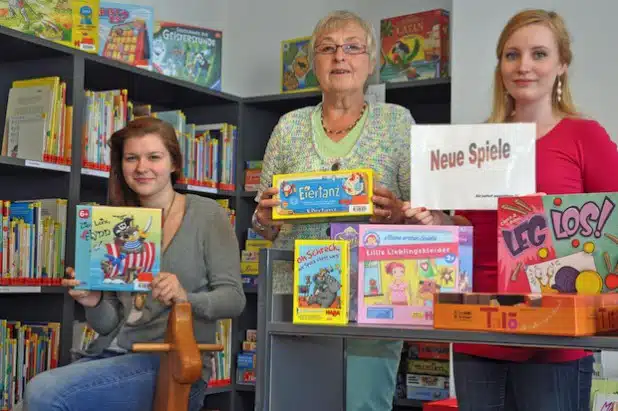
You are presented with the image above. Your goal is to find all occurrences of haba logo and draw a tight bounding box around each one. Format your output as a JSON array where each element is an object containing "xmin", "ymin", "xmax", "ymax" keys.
[
  {"xmin": 325, "ymin": 309, "xmax": 340, "ymax": 317},
  {"xmin": 500, "ymin": 196, "xmax": 616, "ymax": 257}
]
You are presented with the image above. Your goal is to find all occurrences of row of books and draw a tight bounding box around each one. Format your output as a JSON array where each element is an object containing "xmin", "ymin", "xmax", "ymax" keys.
[
  {"xmin": 1, "ymin": 319, "xmax": 61, "ymax": 410},
  {"xmin": 208, "ymin": 319, "xmax": 232, "ymax": 386},
  {"xmin": 0, "ymin": 199, "xmax": 67, "ymax": 286},
  {"xmin": 2, "ymin": 76, "xmax": 238, "ymax": 191}
]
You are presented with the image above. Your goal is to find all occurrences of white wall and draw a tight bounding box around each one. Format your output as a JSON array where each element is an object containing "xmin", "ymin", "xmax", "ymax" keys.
[{"xmin": 451, "ymin": 0, "xmax": 618, "ymax": 141}]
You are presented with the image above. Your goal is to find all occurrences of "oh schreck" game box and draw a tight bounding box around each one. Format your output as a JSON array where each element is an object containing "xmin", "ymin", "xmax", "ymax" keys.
[{"xmin": 74, "ymin": 205, "xmax": 162, "ymax": 291}]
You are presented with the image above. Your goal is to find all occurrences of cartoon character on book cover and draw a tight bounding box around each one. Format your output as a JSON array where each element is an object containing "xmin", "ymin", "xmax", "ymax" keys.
[
  {"xmin": 358, "ymin": 225, "xmax": 468, "ymax": 325},
  {"xmin": 152, "ymin": 21, "xmax": 222, "ymax": 90},
  {"xmin": 74, "ymin": 205, "xmax": 162, "ymax": 291},
  {"xmin": 281, "ymin": 36, "xmax": 319, "ymax": 93},
  {"xmin": 293, "ymin": 239, "xmax": 349, "ymax": 325},
  {"xmin": 99, "ymin": 1, "xmax": 154, "ymax": 69},
  {"xmin": 497, "ymin": 193, "xmax": 618, "ymax": 295}
]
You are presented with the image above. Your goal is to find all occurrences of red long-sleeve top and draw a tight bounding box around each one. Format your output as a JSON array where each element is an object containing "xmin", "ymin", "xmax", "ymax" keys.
[{"xmin": 455, "ymin": 117, "xmax": 618, "ymax": 362}]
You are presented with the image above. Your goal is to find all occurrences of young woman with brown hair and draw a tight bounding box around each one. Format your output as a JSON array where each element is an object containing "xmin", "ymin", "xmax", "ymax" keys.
[{"xmin": 24, "ymin": 117, "xmax": 245, "ymax": 411}]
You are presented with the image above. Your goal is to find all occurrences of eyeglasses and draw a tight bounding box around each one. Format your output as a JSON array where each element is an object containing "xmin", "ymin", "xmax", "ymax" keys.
[{"xmin": 314, "ymin": 43, "xmax": 367, "ymax": 55}]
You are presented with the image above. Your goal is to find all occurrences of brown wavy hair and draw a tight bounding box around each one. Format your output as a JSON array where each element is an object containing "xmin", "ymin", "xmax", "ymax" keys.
[
  {"xmin": 107, "ymin": 116, "xmax": 183, "ymax": 206},
  {"xmin": 488, "ymin": 9, "xmax": 578, "ymax": 123}
]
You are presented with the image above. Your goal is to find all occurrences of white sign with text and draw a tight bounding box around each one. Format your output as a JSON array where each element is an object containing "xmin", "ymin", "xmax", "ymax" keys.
[{"xmin": 410, "ymin": 123, "xmax": 536, "ymax": 210}]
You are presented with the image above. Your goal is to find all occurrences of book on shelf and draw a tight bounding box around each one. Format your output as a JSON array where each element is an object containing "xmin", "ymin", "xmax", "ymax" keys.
[
  {"xmin": 0, "ymin": 198, "xmax": 67, "ymax": 286},
  {"xmin": 2, "ymin": 76, "xmax": 73, "ymax": 166},
  {"xmin": 1, "ymin": 319, "xmax": 61, "ymax": 410}
]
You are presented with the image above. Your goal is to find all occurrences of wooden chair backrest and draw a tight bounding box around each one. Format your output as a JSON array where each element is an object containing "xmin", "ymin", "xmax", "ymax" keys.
[{"xmin": 133, "ymin": 302, "xmax": 223, "ymax": 411}]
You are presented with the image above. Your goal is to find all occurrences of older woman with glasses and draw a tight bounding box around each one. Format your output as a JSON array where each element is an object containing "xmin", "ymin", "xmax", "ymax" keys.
[{"xmin": 253, "ymin": 10, "xmax": 414, "ymax": 410}]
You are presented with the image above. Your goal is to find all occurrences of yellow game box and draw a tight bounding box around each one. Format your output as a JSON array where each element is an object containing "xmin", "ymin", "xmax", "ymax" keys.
[
  {"xmin": 272, "ymin": 169, "xmax": 374, "ymax": 222},
  {"xmin": 293, "ymin": 239, "xmax": 350, "ymax": 325}
]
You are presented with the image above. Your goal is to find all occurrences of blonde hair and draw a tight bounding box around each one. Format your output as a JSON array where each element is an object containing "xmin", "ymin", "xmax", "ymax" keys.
[
  {"xmin": 488, "ymin": 9, "xmax": 578, "ymax": 123},
  {"xmin": 308, "ymin": 10, "xmax": 377, "ymax": 66}
]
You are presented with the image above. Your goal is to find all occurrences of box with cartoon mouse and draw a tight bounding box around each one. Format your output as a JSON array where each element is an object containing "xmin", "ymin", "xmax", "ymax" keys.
[{"xmin": 74, "ymin": 205, "xmax": 162, "ymax": 291}]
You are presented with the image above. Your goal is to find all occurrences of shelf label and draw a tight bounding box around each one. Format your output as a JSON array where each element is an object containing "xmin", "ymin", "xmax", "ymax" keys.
[
  {"xmin": 25, "ymin": 160, "xmax": 70, "ymax": 172},
  {"xmin": 0, "ymin": 286, "xmax": 42, "ymax": 293},
  {"xmin": 186, "ymin": 185, "xmax": 218, "ymax": 194},
  {"xmin": 82, "ymin": 168, "xmax": 110, "ymax": 178}
]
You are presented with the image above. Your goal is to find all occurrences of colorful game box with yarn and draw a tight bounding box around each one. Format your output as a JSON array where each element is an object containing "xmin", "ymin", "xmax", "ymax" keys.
[
  {"xmin": 74, "ymin": 205, "xmax": 162, "ymax": 291},
  {"xmin": 272, "ymin": 169, "xmax": 374, "ymax": 222},
  {"xmin": 497, "ymin": 193, "xmax": 618, "ymax": 295},
  {"xmin": 293, "ymin": 239, "xmax": 349, "ymax": 325},
  {"xmin": 357, "ymin": 224, "xmax": 473, "ymax": 326}
]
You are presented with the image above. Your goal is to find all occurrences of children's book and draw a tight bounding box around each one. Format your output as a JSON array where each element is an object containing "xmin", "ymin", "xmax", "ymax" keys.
[
  {"xmin": 74, "ymin": 205, "xmax": 162, "ymax": 291},
  {"xmin": 293, "ymin": 239, "xmax": 349, "ymax": 325},
  {"xmin": 152, "ymin": 21, "xmax": 222, "ymax": 90},
  {"xmin": 357, "ymin": 224, "xmax": 471, "ymax": 326},
  {"xmin": 498, "ymin": 193, "xmax": 618, "ymax": 294},
  {"xmin": 99, "ymin": 1, "xmax": 154, "ymax": 69}
]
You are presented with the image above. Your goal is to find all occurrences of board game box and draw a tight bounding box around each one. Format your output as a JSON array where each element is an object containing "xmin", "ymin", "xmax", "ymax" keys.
[
  {"xmin": 74, "ymin": 205, "xmax": 162, "ymax": 291},
  {"xmin": 379, "ymin": 9, "xmax": 450, "ymax": 83},
  {"xmin": 281, "ymin": 36, "xmax": 319, "ymax": 93},
  {"xmin": 152, "ymin": 21, "xmax": 222, "ymax": 90},
  {"xmin": 99, "ymin": 1, "xmax": 154, "ymax": 69},
  {"xmin": 330, "ymin": 223, "xmax": 360, "ymax": 321},
  {"xmin": 272, "ymin": 169, "xmax": 374, "ymax": 222},
  {"xmin": 497, "ymin": 193, "xmax": 618, "ymax": 294},
  {"xmin": 357, "ymin": 224, "xmax": 472, "ymax": 326},
  {"xmin": 293, "ymin": 239, "xmax": 349, "ymax": 325}
]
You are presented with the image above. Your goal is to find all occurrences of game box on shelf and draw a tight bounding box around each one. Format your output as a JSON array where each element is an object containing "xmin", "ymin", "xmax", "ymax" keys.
[{"xmin": 433, "ymin": 291, "xmax": 618, "ymax": 336}]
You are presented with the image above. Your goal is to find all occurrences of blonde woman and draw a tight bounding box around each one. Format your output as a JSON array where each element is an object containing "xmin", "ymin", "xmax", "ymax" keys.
[
  {"xmin": 254, "ymin": 10, "xmax": 414, "ymax": 410},
  {"xmin": 404, "ymin": 9, "xmax": 618, "ymax": 410}
]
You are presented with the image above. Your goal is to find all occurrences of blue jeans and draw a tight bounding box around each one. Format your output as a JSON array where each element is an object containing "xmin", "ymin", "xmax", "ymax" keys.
[
  {"xmin": 346, "ymin": 339, "xmax": 403, "ymax": 411},
  {"xmin": 23, "ymin": 351, "xmax": 207, "ymax": 411},
  {"xmin": 453, "ymin": 352, "xmax": 594, "ymax": 411}
]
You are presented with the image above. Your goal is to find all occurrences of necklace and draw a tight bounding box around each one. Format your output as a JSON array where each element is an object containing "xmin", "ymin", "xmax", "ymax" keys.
[
  {"xmin": 321, "ymin": 103, "xmax": 367, "ymax": 135},
  {"xmin": 162, "ymin": 191, "xmax": 177, "ymax": 227}
]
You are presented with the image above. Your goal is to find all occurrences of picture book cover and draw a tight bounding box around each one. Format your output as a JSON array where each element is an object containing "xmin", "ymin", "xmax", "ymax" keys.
[
  {"xmin": 272, "ymin": 169, "xmax": 374, "ymax": 221},
  {"xmin": 357, "ymin": 224, "xmax": 468, "ymax": 325},
  {"xmin": 281, "ymin": 36, "xmax": 319, "ymax": 93},
  {"xmin": 293, "ymin": 239, "xmax": 349, "ymax": 325},
  {"xmin": 152, "ymin": 21, "xmax": 222, "ymax": 91},
  {"xmin": 497, "ymin": 193, "xmax": 618, "ymax": 294},
  {"xmin": 99, "ymin": 1, "xmax": 154, "ymax": 69},
  {"xmin": 379, "ymin": 9, "xmax": 450, "ymax": 83},
  {"xmin": 74, "ymin": 205, "xmax": 162, "ymax": 291},
  {"xmin": 330, "ymin": 223, "xmax": 359, "ymax": 321},
  {"xmin": 0, "ymin": 0, "xmax": 97, "ymax": 51}
]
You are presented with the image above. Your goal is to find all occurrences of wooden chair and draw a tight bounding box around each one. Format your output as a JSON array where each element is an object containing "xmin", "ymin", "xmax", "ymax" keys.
[{"xmin": 133, "ymin": 302, "xmax": 223, "ymax": 411}]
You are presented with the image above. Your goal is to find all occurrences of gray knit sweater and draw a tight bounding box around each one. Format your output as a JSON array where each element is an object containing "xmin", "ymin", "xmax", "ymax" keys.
[{"xmin": 77, "ymin": 194, "xmax": 245, "ymax": 381}]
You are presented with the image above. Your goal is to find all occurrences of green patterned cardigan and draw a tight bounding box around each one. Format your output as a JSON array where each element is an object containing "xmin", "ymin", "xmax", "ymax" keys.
[{"xmin": 255, "ymin": 101, "xmax": 415, "ymax": 293}]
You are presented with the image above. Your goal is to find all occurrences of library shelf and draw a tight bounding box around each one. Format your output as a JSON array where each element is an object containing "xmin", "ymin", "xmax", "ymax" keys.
[
  {"xmin": 0, "ymin": 23, "xmax": 454, "ymax": 411},
  {"xmin": 267, "ymin": 321, "xmax": 618, "ymax": 351},
  {"xmin": 0, "ymin": 286, "xmax": 65, "ymax": 294}
]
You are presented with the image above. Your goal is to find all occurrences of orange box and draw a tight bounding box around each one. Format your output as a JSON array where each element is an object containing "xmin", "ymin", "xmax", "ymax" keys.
[{"xmin": 433, "ymin": 292, "xmax": 618, "ymax": 336}]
